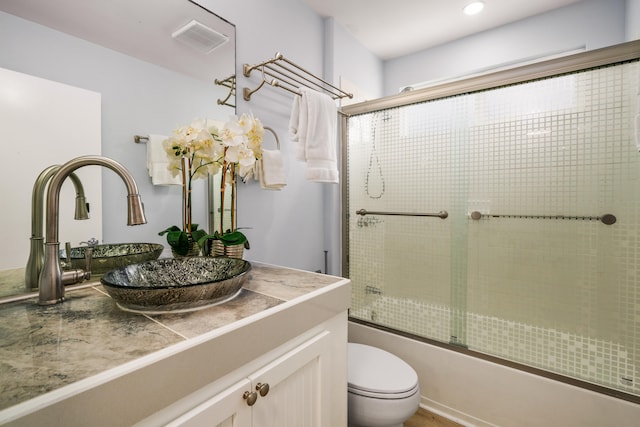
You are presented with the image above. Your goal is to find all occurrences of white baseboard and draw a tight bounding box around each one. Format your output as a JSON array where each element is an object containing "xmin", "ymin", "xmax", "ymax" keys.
[{"xmin": 420, "ymin": 398, "xmax": 497, "ymax": 427}]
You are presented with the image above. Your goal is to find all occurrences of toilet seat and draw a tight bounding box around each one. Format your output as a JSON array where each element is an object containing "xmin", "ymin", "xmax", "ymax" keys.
[
  {"xmin": 348, "ymin": 382, "xmax": 419, "ymax": 399},
  {"xmin": 348, "ymin": 343, "xmax": 419, "ymax": 400}
]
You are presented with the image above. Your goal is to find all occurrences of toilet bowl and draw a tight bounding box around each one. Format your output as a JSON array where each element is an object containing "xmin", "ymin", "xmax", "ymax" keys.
[{"xmin": 347, "ymin": 343, "xmax": 420, "ymax": 427}]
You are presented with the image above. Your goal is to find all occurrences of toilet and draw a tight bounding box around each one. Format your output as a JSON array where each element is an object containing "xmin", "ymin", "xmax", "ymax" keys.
[{"xmin": 347, "ymin": 343, "xmax": 420, "ymax": 427}]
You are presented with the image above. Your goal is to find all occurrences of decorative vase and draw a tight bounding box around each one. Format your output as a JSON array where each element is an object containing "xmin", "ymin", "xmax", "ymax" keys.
[
  {"xmin": 171, "ymin": 234, "xmax": 201, "ymax": 258},
  {"xmin": 209, "ymin": 239, "xmax": 244, "ymax": 259}
]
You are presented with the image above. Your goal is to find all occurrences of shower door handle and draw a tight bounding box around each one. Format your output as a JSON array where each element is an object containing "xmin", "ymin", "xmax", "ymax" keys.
[{"xmin": 356, "ymin": 209, "xmax": 448, "ymax": 219}]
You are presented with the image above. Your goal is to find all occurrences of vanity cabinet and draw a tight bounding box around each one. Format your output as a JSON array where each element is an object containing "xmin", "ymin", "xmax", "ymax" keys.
[
  {"xmin": 163, "ymin": 331, "xmax": 333, "ymax": 427},
  {"xmin": 0, "ymin": 264, "xmax": 349, "ymax": 427}
]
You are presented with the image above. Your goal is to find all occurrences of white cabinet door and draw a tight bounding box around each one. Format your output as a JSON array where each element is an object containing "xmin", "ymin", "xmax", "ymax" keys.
[
  {"xmin": 166, "ymin": 378, "xmax": 252, "ymax": 427},
  {"xmin": 141, "ymin": 329, "xmax": 338, "ymax": 427},
  {"xmin": 249, "ymin": 331, "xmax": 331, "ymax": 427}
]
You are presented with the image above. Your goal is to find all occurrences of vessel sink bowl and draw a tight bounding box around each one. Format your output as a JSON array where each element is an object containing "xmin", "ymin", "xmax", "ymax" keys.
[
  {"xmin": 100, "ymin": 257, "xmax": 251, "ymax": 313},
  {"xmin": 60, "ymin": 243, "xmax": 164, "ymax": 274}
]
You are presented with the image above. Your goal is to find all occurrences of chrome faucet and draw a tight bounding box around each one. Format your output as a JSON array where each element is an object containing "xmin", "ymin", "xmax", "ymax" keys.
[
  {"xmin": 80, "ymin": 237, "xmax": 100, "ymax": 247},
  {"xmin": 25, "ymin": 165, "xmax": 90, "ymax": 290},
  {"xmin": 38, "ymin": 156, "xmax": 147, "ymax": 305}
]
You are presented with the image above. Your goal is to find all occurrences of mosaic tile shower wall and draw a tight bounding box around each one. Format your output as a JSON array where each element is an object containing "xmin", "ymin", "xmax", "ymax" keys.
[
  {"xmin": 347, "ymin": 60, "xmax": 640, "ymax": 396},
  {"xmin": 349, "ymin": 296, "xmax": 636, "ymax": 394}
]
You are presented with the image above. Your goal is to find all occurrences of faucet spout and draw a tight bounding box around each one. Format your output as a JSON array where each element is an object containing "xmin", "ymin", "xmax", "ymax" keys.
[
  {"xmin": 25, "ymin": 165, "xmax": 90, "ymax": 291},
  {"xmin": 38, "ymin": 155, "xmax": 147, "ymax": 305}
]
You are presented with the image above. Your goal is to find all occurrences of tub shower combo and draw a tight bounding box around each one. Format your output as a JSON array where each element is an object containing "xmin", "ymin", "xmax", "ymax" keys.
[{"xmin": 343, "ymin": 41, "xmax": 640, "ymax": 400}]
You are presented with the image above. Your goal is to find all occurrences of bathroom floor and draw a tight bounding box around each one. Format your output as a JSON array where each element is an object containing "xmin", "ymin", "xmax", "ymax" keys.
[{"xmin": 404, "ymin": 408, "xmax": 463, "ymax": 427}]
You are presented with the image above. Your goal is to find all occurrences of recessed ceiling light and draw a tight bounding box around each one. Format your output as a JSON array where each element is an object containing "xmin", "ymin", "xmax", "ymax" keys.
[{"xmin": 463, "ymin": 1, "xmax": 485, "ymax": 16}]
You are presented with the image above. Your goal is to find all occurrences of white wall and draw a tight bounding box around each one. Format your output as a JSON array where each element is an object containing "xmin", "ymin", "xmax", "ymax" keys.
[
  {"xmin": 384, "ymin": 0, "xmax": 628, "ymax": 96},
  {"xmin": 323, "ymin": 18, "xmax": 385, "ymax": 276},
  {"xmin": 0, "ymin": 66, "xmax": 101, "ymax": 269},
  {"xmin": 325, "ymin": 18, "xmax": 384, "ymax": 102},
  {"xmin": 628, "ymin": 0, "xmax": 640, "ymax": 41}
]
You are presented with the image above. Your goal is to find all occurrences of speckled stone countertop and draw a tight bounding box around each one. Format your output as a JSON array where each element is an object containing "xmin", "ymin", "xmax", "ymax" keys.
[
  {"xmin": 0, "ymin": 268, "xmax": 27, "ymax": 298},
  {"xmin": 0, "ymin": 262, "xmax": 347, "ymax": 413}
]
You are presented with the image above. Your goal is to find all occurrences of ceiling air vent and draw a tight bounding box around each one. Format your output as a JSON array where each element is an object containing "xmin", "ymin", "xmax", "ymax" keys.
[{"xmin": 171, "ymin": 19, "xmax": 228, "ymax": 54}]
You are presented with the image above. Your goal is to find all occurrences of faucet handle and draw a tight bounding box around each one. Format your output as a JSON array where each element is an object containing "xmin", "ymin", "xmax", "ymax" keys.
[
  {"xmin": 59, "ymin": 242, "xmax": 92, "ymax": 284},
  {"xmin": 83, "ymin": 246, "xmax": 93, "ymax": 281},
  {"xmin": 80, "ymin": 237, "xmax": 99, "ymax": 247},
  {"xmin": 65, "ymin": 242, "xmax": 72, "ymax": 263}
]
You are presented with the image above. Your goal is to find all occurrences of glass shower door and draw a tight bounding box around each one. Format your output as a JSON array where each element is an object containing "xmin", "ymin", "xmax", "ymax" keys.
[
  {"xmin": 346, "ymin": 58, "xmax": 640, "ymax": 398},
  {"xmin": 462, "ymin": 61, "xmax": 640, "ymax": 396},
  {"xmin": 347, "ymin": 94, "xmax": 471, "ymax": 346}
]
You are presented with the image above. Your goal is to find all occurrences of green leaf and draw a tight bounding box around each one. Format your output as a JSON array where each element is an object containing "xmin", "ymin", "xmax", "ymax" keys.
[
  {"xmin": 158, "ymin": 225, "xmax": 181, "ymax": 236},
  {"xmin": 158, "ymin": 224, "xmax": 208, "ymax": 255},
  {"xmin": 197, "ymin": 230, "xmax": 250, "ymax": 248},
  {"xmin": 219, "ymin": 231, "xmax": 248, "ymax": 245}
]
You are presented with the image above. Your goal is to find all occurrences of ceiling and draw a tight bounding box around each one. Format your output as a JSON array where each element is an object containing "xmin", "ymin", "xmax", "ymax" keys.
[
  {"xmin": 303, "ymin": 0, "xmax": 585, "ymax": 60},
  {"xmin": 0, "ymin": 0, "xmax": 235, "ymax": 82}
]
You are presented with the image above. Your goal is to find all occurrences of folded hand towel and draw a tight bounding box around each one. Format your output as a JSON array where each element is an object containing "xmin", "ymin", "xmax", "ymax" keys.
[
  {"xmin": 289, "ymin": 87, "xmax": 339, "ymax": 183},
  {"xmin": 258, "ymin": 149, "xmax": 286, "ymax": 190},
  {"xmin": 289, "ymin": 94, "xmax": 306, "ymax": 155},
  {"xmin": 147, "ymin": 134, "xmax": 181, "ymax": 186}
]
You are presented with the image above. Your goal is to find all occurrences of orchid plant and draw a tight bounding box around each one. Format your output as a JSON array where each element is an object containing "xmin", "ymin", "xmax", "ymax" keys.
[{"xmin": 158, "ymin": 114, "xmax": 264, "ymax": 256}]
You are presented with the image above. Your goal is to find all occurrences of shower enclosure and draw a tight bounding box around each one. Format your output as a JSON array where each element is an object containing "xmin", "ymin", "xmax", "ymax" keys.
[{"xmin": 342, "ymin": 41, "xmax": 640, "ymax": 400}]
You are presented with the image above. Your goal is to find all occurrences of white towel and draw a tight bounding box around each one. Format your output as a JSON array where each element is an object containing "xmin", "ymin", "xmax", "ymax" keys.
[
  {"xmin": 147, "ymin": 134, "xmax": 181, "ymax": 185},
  {"xmin": 258, "ymin": 149, "xmax": 286, "ymax": 190},
  {"xmin": 289, "ymin": 87, "xmax": 339, "ymax": 183}
]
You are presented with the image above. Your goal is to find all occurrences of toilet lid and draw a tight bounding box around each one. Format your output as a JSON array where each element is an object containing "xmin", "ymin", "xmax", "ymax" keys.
[{"xmin": 348, "ymin": 343, "xmax": 418, "ymax": 396}]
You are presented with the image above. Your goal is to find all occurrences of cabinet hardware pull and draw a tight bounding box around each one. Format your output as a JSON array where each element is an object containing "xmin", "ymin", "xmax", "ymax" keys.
[
  {"xmin": 256, "ymin": 382, "xmax": 270, "ymax": 397},
  {"xmin": 243, "ymin": 391, "xmax": 258, "ymax": 406}
]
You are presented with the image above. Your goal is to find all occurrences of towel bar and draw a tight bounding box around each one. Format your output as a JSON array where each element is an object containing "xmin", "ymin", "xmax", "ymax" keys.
[
  {"xmin": 243, "ymin": 52, "xmax": 352, "ymax": 104},
  {"xmin": 214, "ymin": 74, "xmax": 236, "ymax": 108},
  {"xmin": 469, "ymin": 211, "xmax": 617, "ymax": 225},
  {"xmin": 263, "ymin": 127, "xmax": 280, "ymax": 149},
  {"xmin": 356, "ymin": 209, "xmax": 448, "ymax": 219}
]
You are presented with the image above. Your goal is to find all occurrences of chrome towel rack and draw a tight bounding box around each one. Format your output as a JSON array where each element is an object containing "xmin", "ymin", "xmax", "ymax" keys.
[
  {"xmin": 214, "ymin": 74, "xmax": 236, "ymax": 108},
  {"xmin": 243, "ymin": 52, "xmax": 353, "ymax": 102},
  {"xmin": 356, "ymin": 209, "xmax": 449, "ymax": 219},
  {"xmin": 469, "ymin": 211, "xmax": 617, "ymax": 225}
]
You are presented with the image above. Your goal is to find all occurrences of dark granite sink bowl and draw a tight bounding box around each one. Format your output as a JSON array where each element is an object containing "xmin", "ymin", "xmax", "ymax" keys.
[
  {"xmin": 60, "ymin": 243, "xmax": 164, "ymax": 274},
  {"xmin": 100, "ymin": 257, "xmax": 251, "ymax": 314}
]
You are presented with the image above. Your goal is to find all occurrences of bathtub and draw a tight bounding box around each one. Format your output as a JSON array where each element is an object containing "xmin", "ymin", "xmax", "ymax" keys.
[{"xmin": 349, "ymin": 295, "xmax": 640, "ymax": 427}]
